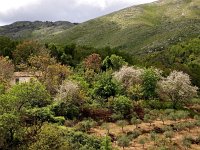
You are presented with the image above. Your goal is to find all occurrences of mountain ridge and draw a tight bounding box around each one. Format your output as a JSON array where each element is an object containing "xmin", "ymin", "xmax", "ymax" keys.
[
  {"xmin": 0, "ymin": 0, "xmax": 199, "ymax": 55},
  {"xmin": 0, "ymin": 21, "xmax": 77, "ymax": 39}
]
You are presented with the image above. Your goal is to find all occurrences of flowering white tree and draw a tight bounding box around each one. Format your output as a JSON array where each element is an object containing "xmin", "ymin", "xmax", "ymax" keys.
[
  {"xmin": 56, "ymin": 80, "xmax": 80, "ymax": 102},
  {"xmin": 113, "ymin": 66, "xmax": 144, "ymax": 89},
  {"xmin": 157, "ymin": 71, "xmax": 198, "ymax": 108}
]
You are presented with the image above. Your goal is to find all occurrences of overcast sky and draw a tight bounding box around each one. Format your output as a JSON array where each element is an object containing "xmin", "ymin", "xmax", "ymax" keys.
[{"xmin": 0, "ymin": 0, "xmax": 157, "ymax": 26}]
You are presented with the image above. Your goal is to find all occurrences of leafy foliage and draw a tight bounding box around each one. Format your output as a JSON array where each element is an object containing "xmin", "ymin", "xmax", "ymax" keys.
[
  {"xmin": 92, "ymin": 72, "xmax": 120, "ymax": 100},
  {"xmin": 0, "ymin": 56, "xmax": 14, "ymax": 86}
]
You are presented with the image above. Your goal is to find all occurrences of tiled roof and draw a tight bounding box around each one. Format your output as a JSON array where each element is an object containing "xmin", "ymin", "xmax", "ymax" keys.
[{"xmin": 13, "ymin": 72, "xmax": 42, "ymax": 77}]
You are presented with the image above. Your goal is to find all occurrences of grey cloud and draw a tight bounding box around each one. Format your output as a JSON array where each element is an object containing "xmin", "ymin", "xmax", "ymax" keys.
[{"xmin": 0, "ymin": 0, "xmax": 156, "ymax": 25}]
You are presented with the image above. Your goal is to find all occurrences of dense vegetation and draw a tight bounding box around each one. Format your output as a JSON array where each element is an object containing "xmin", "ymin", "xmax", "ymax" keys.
[
  {"xmin": 0, "ymin": 37, "xmax": 199, "ymax": 149},
  {"xmin": 0, "ymin": 0, "xmax": 200, "ymax": 149},
  {"xmin": 144, "ymin": 38, "xmax": 200, "ymax": 88}
]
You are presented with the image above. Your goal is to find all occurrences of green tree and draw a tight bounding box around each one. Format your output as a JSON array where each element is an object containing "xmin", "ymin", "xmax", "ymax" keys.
[
  {"xmin": 131, "ymin": 116, "xmax": 142, "ymax": 129},
  {"xmin": 0, "ymin": 36, "xmax": 17, "ymax": 58},
  {"xmin": 102, "ymin": 123, "xmax": 111, "ymax": 134},
  {"xmin": 142, "ymin": 68, "xmax": 160, "ymax": 99},
  {"xmin": 150, "ymin": 131, "xmax": 157, "ymax": 145},
  {"xmin": 164, "ymin": 131, "xmax": 174, "ymax": 142},
  {"xmin": 102, "ymin": 54, "xmax": 127, "ymax": 71},
  {"xmin": 28, "ymin": 123, "xmax": 70, "ymax": 150},
  {"xmin": 144, "ymin": 114, "xmax": 153, "ymax": 126},
  {"xmin": 127, "ymin": 84, "xmax": 143, "ymax": 100},
  {"xmin": 100, "ymin": 135, "xmax": 112, "ymax": 150},
  {"xmin": 13, "ymin": 40, "xmax": 48, "ymax": 66},
  {"xmin": 75, "ymin": 119, "xmax": 96, "ymax": 132},
  {"xmin": 112, "ymin": 96, "xmax": 132, "ymax": 118},
  {"xmin": 159, "ymin": 113, "xmax": 167, "ymax": 125},
  {"xmin": 116, "ymin": 120, "xmax": 128, "ymax": 133},
  {"xmin": 54, "ymin": 80, "xmax": 82, "ymax": 119},
  {"xmin": 9, "ymin": 80, "xmax": 51, "ymax": 109},
  {"xmin": 182, "ymin": 136, "xmax": 192, "ymax": 150},
  {"xmin": 92, "ymin": 72, "xmax": 120, "ymax": 100},
  {"xmin": 0, "ymin": 81, "xmax": 56, "ymax": 149},
  {"xmin": 139, "ymin": 137, "xmax": 147, "ymax": 149},
  {"xmin": 117, "ymin": 134, "xmax": 130, "ymax": 150},
  {"xmin": 0, "ymin": 113, "xmax": 20, "ymax": 149}
]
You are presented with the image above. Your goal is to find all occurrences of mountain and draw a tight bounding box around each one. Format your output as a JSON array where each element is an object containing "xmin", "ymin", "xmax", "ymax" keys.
[
  {"xmin": 45, "ymin": 0, "xmax": 200, "ymax": 55},
  {"xmin": 0, "ymin": 21, "xmax": 76, "ymax": 39},
  {"xmin": 0, "ymin": 0, "xmax": 199, "ymax": 55}
]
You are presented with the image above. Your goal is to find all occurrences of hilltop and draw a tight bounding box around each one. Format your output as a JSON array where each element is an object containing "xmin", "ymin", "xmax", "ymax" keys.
[{"xmin": 0, "ymin": 21, "xmax": 76, "ymax": 39}]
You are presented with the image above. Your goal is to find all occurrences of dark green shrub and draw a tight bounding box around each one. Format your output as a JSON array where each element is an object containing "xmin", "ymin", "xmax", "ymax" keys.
[
  {"xmin": 127, "ymin": 130, "xmax": 142, "ymax": 139},
  {"xmin": 75, "ymin": 119, "xmax": 97, "ymax": 132},
  {"xmin": 112, "ymin": 96, "xmax": 132, "ymax": 118}
]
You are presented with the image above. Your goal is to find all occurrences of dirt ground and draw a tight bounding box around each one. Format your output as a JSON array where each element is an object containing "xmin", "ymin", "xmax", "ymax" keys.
[{"xmin": 91, "ymin": 119, "xmax": 200, "ymax": 150}]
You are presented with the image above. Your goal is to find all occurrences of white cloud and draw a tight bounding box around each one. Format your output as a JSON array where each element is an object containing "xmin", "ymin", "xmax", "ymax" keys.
[
  {"xmin": 75, "ymin": 0, "xmax": 156, "ymax": 9},
  {"xmin": 0, "ymin": 0, "xmax": 40, "ymax": 13}
]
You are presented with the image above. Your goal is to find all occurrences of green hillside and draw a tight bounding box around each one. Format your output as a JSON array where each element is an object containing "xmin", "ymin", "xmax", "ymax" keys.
[
  {"xmin": 46, "ymin": 0, "xmax": 200, "ymax": 54},
  {"xmin": 0, "ymin": 21, "xmax": 76, "ymax": 40}
]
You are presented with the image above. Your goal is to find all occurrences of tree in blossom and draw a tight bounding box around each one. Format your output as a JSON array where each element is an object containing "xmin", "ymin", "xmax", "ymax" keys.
[
  {"xmin": 157, "ymin": 71, "xmax": 198, "ymax": 108},
  {"xmin": 113, "ymin": 66, "xmax": 144, "ymax": 89},
  {"xmin": 56, "ymin": 80, "xmax": 80, "ymax": 102}
]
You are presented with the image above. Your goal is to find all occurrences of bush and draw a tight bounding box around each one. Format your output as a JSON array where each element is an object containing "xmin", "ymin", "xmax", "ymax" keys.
[
  {"xmin": 142, "ymin": 68, "xmax": 160, "ymax": 99},
  {"xmin": 92, "ymin": 72, "xmax": 121, "ymax": 100},
  {"xmin": 51, "ymin": 116, "xmax": 65, "ymax": 125},
  {"xmin": 127, "ymin": 130, "xmax": 142, "ymax": 139},
  {"xmin": 112, "ymin": 96, "xmax": 132, "ymax": 118},
  {"xmin": 131, "ymin": 116, "xmax": 142, "ymax": 129},
  {"xmin": 100, "ymin": 135, "xmax": 112, "ymax": 150},
  {"xmin": 65, "ymin": 130, "xmax": 103, "ymax": 150},
  {"xmin": 116, "ymin": 120, "xmax": 129, "ymax": 133},
  {"xmin": 182, "ymin": 136, "xmax": 193, "ymax": 149},
  {"xmin": 117, "ymin": 134, "xmax": 131, "ymax": 149},
  {"xmin": 52, "ymin": 102, "xmax": 80, "ymax": 120},
  {"xmin": 164, "ymin": 131, "xmax": 174, "ymax": 141},
  {"xmin": 75, "ymin": 119, "xmax": 97, "ymax": 132},
  {"xmin": 142, "ymin": 100, "xmax": 174, "ymax": 109},
  {"xmin": 102, "ymin": 54, "xmax": 127, "ymax": 71}
]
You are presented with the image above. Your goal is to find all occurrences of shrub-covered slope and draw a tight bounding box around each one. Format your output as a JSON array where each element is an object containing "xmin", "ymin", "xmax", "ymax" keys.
[{"xmin": 47, "ymin": 0, "xmax": 200, "ymax": 54}]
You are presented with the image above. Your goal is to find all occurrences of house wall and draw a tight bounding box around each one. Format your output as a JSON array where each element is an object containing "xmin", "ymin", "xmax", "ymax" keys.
[{"xmin": 10, "ymin": 77, "xmax": 34, "ymax": 85}]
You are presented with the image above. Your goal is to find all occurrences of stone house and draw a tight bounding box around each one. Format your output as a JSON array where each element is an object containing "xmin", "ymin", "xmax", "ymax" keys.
[{"xmin": 10, "ymin": 72, "xmax": 41, "ymax": 85}]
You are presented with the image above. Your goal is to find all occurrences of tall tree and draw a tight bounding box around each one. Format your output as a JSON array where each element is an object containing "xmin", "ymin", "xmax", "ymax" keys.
[{"xmin": 157, "ymin": 71, "xmax": 198, "ymax": 108}]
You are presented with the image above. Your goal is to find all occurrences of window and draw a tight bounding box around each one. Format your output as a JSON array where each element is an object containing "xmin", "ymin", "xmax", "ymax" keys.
[{"xmin": 15, "ymin": 78, "xmax": 19, "ymax": 84}]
